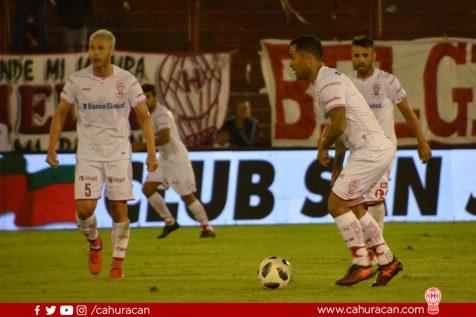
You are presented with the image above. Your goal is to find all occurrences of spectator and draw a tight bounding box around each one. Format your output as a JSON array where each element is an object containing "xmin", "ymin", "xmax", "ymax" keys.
[
  {"xmin": 213, "ymin": 128, "xmax": 231, "ymax": 148},
  {"xmin": 10, "ymin": 0, "xmax": 48, "ymax": 53},
  {"xmin": 56, "ymin": 0, "xmax": 93, "ymax": 52},
  {"xmin": 221, "ymin": 100, "xmax": 259, "ymax": 147}
]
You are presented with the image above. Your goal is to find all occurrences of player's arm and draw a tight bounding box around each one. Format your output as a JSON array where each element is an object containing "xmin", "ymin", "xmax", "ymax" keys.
[
  {"xmin": 46, "ymin": 100, "xmax": 73, "ymax": 168},
  {"xmin": 331, "ymin": 137, "xmax": 347, "ymax": 186},
  {"xmin": 156, "ymin": 128, "xmax": 171, "ymax": 146},
  {"xmin": 397, "ymin": 98, "xmax": 431, "ymax": 163},
  {"xmin": 134, "ymin": 102, "xmax": 159, "ymax": 172},
  {"xmin": 318, "ymin": 107, "xmax": 346, "ymax": 166}
]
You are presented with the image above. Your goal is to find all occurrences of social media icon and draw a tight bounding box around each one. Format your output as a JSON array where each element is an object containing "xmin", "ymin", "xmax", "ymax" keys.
[
  {"xmin": 46, "ymin": 305, "xmax": 56, "ymax": 315},
  {"xmin": 60, "ymin": 305, "xmax": 74, "ymax": 316},
  {"xmin": 34, "ymin": 305, "xmax": 41, "ymax": 316},
  {"xmin": 76, "ymin": 305, "xmax": 88, "ymax": 316}
]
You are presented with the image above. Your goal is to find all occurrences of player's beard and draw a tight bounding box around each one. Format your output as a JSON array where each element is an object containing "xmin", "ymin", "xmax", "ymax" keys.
[{"xmin": 355, "ymin": 63, "xmax": 372, "ymax": 77}]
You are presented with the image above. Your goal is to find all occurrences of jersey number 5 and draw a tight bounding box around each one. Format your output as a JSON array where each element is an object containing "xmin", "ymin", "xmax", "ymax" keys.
[{"xmin": 85, "ymin": 183, "xmax": 91, "ymax": 197}]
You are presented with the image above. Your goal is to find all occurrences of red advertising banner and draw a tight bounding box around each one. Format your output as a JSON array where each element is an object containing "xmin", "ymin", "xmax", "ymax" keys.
[{"xmin": 260, "ymin": 38, "xmax": 476, "ymax": 147}]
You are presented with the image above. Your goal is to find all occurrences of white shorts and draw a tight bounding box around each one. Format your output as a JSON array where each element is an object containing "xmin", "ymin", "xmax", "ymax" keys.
[
  {"xmin": 145, "ymin": 155, "xmax": 196, "ymax": 196},
  {"xmin": 362, "ymin": 160, "xmax": 394, "ymax": 205},
  {"xmin": 75, "ymin": 159, "xmax": 134, "ymax": 201},
  {"xmin": 332, "ymin": 139, "xmax": 395, "ymax": 206}
]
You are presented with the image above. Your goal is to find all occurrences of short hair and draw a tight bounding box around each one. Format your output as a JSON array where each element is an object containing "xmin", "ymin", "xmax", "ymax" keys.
[
  {"xmin": 290, "ymin": 35, "xmax": 323, "ymax": 59},
  {"xmin": 352, "ymin": 35, "xmax": 374, "ymax": 48},
  {"xmin": 142, "ymin": 84, "xmax": 156, "ymax": 96},
  {"xmin": 89, "ymin": 29, "xmax": 116, "ymax": 48}
]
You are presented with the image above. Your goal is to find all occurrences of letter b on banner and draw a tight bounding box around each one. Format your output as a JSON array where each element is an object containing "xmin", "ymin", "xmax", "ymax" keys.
[{"xmin": 234, "ymin": 160, "xmax": 275, "ymax": 219}]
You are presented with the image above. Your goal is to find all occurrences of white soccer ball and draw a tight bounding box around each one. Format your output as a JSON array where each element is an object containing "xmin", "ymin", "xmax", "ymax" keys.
[{"xmin": 257, "ymin": 256, "xmax": 292, "ymax": 289}]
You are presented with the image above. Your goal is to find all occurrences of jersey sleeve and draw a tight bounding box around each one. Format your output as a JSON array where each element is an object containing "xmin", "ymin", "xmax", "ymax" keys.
[
  {"xmin": 156, "ymin": 109, "xmax": 172, "ymax": 131},
  {"xmin": 128, "ymin": 77, "xmax": 147, "ymax": 108},
  {"xmin": 318, "ymin": 77, "xmax": 347, "ymax": 112},
  {"xmin": 387, "ymin": 74, "xmax": 407, "ymax": 104},
  {"xmin": 60, "ymin": 75, "xmax": 77, "ymax": 104}
]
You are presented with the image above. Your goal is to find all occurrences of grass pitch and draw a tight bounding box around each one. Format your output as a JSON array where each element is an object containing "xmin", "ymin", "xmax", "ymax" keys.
[{"xmin": 0, "ymin": 222, "xmax": 475, "ymax": 302}]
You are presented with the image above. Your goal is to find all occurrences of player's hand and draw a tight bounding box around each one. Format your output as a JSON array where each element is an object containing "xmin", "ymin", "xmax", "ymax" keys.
[
  {"xmin": 418, "ymin": 142, "xmax": 431, "ymax": 164},
  {"xmin": 330, "ymin": 167, "xmax": 342, "ymax": 187},
  {"xmin": 146, "ymin": 154, "xmax": 158, "ymax": 172},
  {"xmin": 46, "ymin": 150, "xmax": 59, "ymax": 168},
  {"xmin": 318, "ymin": 149, "xmax": 330, "ymax": 166}
]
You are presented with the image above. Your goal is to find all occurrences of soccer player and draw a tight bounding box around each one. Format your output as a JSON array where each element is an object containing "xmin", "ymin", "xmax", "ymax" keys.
[
  {"xmin": 289, "ymin": 35, "xmax": 402, "ymax": 286},
  {"xmin": 342, "ymin": 35, "xmax": 431, "ymax": 232},
  {"xmin": 46, "ymin": 29, "xmax": 158, "ymax": 279},
  {"xmin": 132, "ymin": 84, "xmax": 215, "ymax": 239}
]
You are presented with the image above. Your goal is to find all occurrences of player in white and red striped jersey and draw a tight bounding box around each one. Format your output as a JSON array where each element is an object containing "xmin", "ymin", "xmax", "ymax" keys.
[
  {"xmin": 132, "ymin": 84, "xmax": 215, "ymax": 238},
  {"xmin": 345, "ymin": 35, "xmax": 431, "ymax": 233},
  {"xmin": 290, "ymin": 35, "xmax": 402, "ymax": 287},
  {"xmin": 46, "ymin": 29, "xmax": 158, "ymax": 279}
]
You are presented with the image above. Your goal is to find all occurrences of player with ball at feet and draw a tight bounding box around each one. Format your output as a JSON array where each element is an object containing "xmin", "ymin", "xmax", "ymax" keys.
[{"xmin": 289, "ymin": 35, "xmax": 402, "ymax": 286}]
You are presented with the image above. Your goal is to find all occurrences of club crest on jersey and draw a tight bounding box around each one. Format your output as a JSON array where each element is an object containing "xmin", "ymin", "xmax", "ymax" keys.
[
  {"xmin": 116, "ymin": 80, "xmax": 126, "ymax": 98},
  {"xmin": 372, "ymin": 83, "xmax": 381, "ymax": 98},
  {"xmin": 348, "ymin": 180, "xmax": 359, "ymax": 195}
]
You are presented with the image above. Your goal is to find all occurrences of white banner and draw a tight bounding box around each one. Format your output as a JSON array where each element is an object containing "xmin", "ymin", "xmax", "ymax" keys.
[
  {"xmin": 0, "ymin": 149, "xmax": 475, "ymax": 230},
  {"xmin": 260, "ymin": 38, "xmax": 476, "ymax": 147},
  {"xmin": 0, "ymin": 51, "xmax": 231, "ymax": 150}
]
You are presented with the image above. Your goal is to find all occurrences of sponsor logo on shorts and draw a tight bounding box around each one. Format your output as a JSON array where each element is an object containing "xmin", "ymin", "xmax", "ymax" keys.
[
  {"xmin": 348, "ymin": 179, "xmax": 359, "ymax": 195},
  {"xmin": 108, "ymin": 176, "xmax": 126, "ymax": 183},
  {"xmin": 375, "ymin": 188, "xmax": 386, "ymax": 199},
  {"xmin": 78, "ymin": 175, "xmax": 98, "ymax": 182}
]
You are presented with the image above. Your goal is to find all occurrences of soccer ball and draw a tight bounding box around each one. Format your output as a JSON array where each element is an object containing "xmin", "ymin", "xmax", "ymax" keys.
[{"xmin": 257, "ymin": 256, "xmax": 292, "ymax": 289}]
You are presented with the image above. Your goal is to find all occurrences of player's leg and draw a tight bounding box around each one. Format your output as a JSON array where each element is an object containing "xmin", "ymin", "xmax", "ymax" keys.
[
  {"xmin": 181, "ymin": 194, "xmax": 215, "ymax": 238},
  {"xmin": 143, "ymin": 168, "xmax": 179, "ymax": 238},
  {"xmin": 75, "ymin": 160, "xmax": 104, "ymax": 275},
  {"xmin": 328, "ymin": 192, "xmax": 374, "ymax": 286},
  {"xmin": 350, "ymin": 147, "xmax": 402, "ymax": 286},
  {"xmin": 104, "ymin": 159, "xmax": 135, "ymax": 279},
  {"xmin": 108, "ymin": 200, "xmax": 129, "ymax": 279},
  {"xmin": 367, "ymin": 202, "xmax": 386, "ymax": 231},
  {"xmin": 164, "ymin": 156, "xmax": 215, "ymax": 238},
  {"xmin": 364, "ymin": 164, "xmax": 392, "ymax": 231}
]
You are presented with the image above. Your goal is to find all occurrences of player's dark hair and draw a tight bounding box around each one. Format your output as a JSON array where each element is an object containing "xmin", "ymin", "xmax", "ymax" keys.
[
  {"xmin": 142, "ymin": 83, "xmax": 156, "ymax": 96},
  {"xmin": 352, "ymin": 35, "xmax": 374, "ymax": 48},
  {"xmin": 290, "ymin": 35, "xmax": 323, "ymax": 59}
]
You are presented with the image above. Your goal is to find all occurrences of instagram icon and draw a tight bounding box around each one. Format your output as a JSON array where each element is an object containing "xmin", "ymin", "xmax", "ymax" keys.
[{"xmin": 76, "ymin": 305, "xmax": 88, "ymax": 316}]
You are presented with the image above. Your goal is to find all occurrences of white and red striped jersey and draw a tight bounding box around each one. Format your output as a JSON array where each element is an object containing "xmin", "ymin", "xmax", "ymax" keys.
[
  {"xmin": 61, "ymin": 65, "xmax": 146, "ymax": 161},
  {"xmin": 313, "ymin": 66, "xmax": 386, "ymax": 152},
  {"xmin": 350, "ymin": 68, "xmax": 407, "ymax": 146}
]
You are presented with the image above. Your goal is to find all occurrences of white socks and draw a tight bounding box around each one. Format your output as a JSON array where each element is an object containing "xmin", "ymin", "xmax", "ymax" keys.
[
  {"xmin": 334, "ymin": 211, "xmax": 369, "ymax": 266},
  {"xmin": 148, "ymin": 192, "xmax": 176, "ymax": 225},
  {"xmin": 149, "ymin": 192, "xmax": 213, "ymax": 231},
  {"xmin": 77, "ymin": 214, "xmax": 99, "ymax": 243},
  {"xmin": 188, "ymin": 199, "xmax": 213, "ymax": 231},
  {"xmin": 359, "ymin": 212, "xmax": 393, "ymax": 265},
  {"xmin": 368, "ymin": 203, "xmax": 386, "ymax": 232},
  {"xmin": 111, "ymin": 221, "xmax": 130, "ymax": 259}
]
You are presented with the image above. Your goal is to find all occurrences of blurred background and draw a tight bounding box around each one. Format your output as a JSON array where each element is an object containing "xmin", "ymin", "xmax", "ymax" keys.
[{"xmin": 1, "ymin": 0, "xmax": 475, "ymax": 148}]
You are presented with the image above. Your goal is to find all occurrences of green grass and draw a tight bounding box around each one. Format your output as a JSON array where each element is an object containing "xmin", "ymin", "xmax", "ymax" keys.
[{"xmin": 0, "ymin": 222, "xmax": 475, "ymax": 302}]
